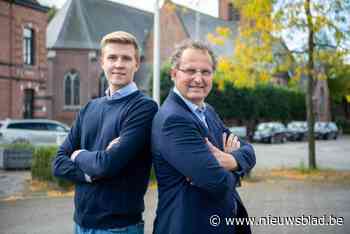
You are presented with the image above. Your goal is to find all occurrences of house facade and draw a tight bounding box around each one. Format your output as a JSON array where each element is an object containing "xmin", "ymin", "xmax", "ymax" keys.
[{"xmin": 0, "ymin": 0, "xmax": 49, "ymax": 120}]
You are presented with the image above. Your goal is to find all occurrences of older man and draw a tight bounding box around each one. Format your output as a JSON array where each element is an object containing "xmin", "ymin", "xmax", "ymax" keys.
[{"xmin": 152, "ymin": 40, "xmax": 256, "ymax": 234}]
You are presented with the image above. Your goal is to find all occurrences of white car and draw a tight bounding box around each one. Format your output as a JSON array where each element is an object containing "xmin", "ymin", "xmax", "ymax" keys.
[{"xmin": 0, "ymin": 119, "xmax": 70, "ymax": 145}]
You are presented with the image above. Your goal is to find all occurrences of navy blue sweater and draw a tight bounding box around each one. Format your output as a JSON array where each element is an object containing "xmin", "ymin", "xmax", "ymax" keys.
[{"xmin": 52, "ymin": 91, "xmax": 158, "ymax": 229}]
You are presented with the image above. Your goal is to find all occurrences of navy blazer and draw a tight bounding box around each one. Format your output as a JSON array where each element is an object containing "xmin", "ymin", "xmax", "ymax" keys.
[{"xmin": 152, "ymin": 91, "xmax": 256, "ymax": 234}]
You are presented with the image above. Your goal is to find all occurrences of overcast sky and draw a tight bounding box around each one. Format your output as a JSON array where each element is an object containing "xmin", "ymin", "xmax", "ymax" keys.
[{"xmin": 37, "ymin": 0, "xmax": 218, "ymax": 16}]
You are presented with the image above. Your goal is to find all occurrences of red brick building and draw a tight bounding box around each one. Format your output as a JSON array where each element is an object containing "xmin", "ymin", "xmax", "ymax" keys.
[{"xmin": 0, "ymin": 0, "xmax": 49, "ymax": 119}]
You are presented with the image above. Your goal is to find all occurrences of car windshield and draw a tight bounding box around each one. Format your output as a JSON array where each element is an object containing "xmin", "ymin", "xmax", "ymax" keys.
[
  {"xmin": 329, "ymin": 122, "xmax": 338, "ymax": 130},
  {"xmin": 288, "ymin": 122, "xmax": 306, "ymax": 129},
  {"xmin": 315, "ymin": 122, "xmax": 326, "ymax": 128},
  {"xmin": 273, "ymin": 123, "xmax": 284, "ymax": 130},
  {"xmin": 257, "ymin": 124, "xmax": 269, "ymax": 131}
]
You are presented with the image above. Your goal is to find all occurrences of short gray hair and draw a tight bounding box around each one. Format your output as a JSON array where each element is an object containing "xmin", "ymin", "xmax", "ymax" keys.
[{"xmin": 170, "ymin": 40, "xmax": 217, "ymax": 71}]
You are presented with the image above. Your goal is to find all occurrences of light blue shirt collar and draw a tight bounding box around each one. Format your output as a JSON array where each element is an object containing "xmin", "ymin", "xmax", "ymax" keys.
[
  {"xmin": 105, "ymin": 82, "xmax": 138, "ymax": 100},
  {"xmin": 173, "ymin": 87, "xmax": 207, "ymax": 127}
]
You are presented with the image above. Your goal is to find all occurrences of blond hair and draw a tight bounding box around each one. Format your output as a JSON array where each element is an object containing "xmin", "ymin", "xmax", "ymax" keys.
[{"xmin": 100, "ymin": 31, "xmax": 140, "ymax": 62}]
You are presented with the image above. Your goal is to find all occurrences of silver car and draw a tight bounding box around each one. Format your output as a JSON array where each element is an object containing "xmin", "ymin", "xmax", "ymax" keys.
[
  {"xmin": 287, "ymin": 121, "xmax": 308, "ymax": 141},
  {"xmin": 314, "ymin": 121, "xmax": 339, "ymax": 140},
  {"xmin": 0, "ymin": 119, "xmax": 70, "ymax": 145},
  {"xmin": 253, "ymin": 122, "xmax": 288, "ymax": 143}
]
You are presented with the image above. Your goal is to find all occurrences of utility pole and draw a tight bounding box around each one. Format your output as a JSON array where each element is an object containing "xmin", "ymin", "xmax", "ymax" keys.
[
  {"xmin": 193, "ymin": 0, "xmax": 201, "ymax": 40},
  {"xmin": 153, "ymin": 0, "xmax": 160, "ymax": 105}
]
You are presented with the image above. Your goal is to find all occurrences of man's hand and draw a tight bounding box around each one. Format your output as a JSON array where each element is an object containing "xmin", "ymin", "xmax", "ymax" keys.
[
  {"xmin": 206, "ymin": 138, "xmax": 238, "ymax": 171},
  {"xmin": 222, "ymin": 132, "xmax": 240, "ymax": 153},
  {"xmin": 106, "ymin": 137, "xmax": 120, "ymax": 150}
]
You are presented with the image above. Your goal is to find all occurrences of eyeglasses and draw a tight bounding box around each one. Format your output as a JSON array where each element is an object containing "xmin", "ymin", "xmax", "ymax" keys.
[{"xmin": 177, "ymin": 68, "xmax": 213, "ymax": 77}]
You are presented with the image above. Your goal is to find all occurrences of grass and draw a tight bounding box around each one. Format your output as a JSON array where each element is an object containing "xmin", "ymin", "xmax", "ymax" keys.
[{"xmin": 249, "ymin": 167, "xmax": 350, "ymax": 184}]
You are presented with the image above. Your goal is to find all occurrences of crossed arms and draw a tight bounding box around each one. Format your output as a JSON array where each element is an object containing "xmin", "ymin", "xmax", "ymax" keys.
[
  {"xmin": 158, "ymin": 115, "xmax": 256, "ymax": 198},
  {"xmin": 52, "ymin": 101, "xmax": 158, "ymax": 183}
]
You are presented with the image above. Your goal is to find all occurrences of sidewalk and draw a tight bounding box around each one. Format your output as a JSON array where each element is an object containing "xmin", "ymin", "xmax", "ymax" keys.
[{"xmin": 1, "ymin": 176, "xmax": 349, "ymax": 234}]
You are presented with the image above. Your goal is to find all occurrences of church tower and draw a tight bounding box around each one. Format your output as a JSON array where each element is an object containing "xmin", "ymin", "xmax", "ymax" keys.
[{"xmin": 218, "ymin": 0, "xmax": 240, "ymax": 21}]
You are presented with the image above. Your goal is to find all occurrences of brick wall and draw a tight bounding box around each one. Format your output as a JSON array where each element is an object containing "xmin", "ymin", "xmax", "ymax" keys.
[
  {"xmin": 48, "ymin": 49, "xmax": 101, "ymax": 125},
  {"xmin": 218, "ymin": 0, "xmax": 231, "ymax": 21},
  {"xmin": 0, "ymin": 0, "xmax": 49, "ymax": 119},
  {"xmin": 314, "ymin": 79, "xmax": 331, "ymax": 121},
  {"xmin": 144, "ymin": 2, "xmax": 189, "ymax": 65}
]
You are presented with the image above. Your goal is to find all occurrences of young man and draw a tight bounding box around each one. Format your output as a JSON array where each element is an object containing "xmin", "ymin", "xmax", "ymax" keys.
[
  {"xmin": 152, "ymin": 40, "xmax": 256, "ymax": 234},
  {"xmin": 52, "ymin": 31, "xmax": 158, "ymax": 234}
]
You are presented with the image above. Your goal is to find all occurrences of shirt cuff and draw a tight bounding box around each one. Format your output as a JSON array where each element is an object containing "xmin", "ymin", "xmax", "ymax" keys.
[
  {"xmin": 71, "ymin": 150, "xmax": 86, "ymax": 162},
  {"xmin": 84, "ymin": 174, "xmax": 92, "ymax": 183}
]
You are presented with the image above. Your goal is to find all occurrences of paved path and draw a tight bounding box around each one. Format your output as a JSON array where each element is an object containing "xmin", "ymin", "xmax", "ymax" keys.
[
  {"xmin": 0, "ymin": 170, "xmax": 29, "ymax": 199},
  {"xmin": 1, "ymin": 136, "xmax": 349, "ymax": 233},
  {"xmin": 253, "ymin": 135, "xmax": 350, "ymax": 171},
  {"xmin": 1, "ymin": 179, "xmax": 349, "ymax": 234}
]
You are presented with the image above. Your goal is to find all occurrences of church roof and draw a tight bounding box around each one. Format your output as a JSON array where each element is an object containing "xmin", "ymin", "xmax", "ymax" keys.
[
  {"xmin": 47, "ymin": 0, "xmax": 239, "ymax": 58},
  {"xmin": 14, "ymin": 0, "xmax": 49, "ymax": 12},
  {"xmin": 47, "ymin": 0, "xmax": 153, "ymax": 52}
]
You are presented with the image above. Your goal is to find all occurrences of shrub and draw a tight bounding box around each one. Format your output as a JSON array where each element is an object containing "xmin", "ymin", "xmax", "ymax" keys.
[
  {"xmin": 335, "ymin": 117, "xmax": 350, "ymax": 134},
  {"xmin": 31, "ymin": 146, "xmax": 73, "ymax": 190},
  {"xmin": 154, "ymin": 62, "xmax": 306, "ymax": 124},
  {"xmin": 0, "ymin": 143, "xmax": 35, "ymax": 151}
]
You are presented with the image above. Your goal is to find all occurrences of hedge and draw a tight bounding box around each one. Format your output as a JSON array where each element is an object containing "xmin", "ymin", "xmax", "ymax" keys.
[
  {"xmin": 156, "ymin": 64, "xmax": 306, "ymax": 125},
  {"xmin": 31, "ymin": 146, "xmax": 158, "ymax": 189},
  {"xmin": 0, "ymin": 143, "xmax": 35, "ymax": 151},
  {"xmin": 31, "ymin": 146, "xmax": 73, "ymax": 190}
]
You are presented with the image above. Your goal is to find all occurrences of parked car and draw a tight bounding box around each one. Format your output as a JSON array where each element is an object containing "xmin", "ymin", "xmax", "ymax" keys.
[
  {"xmin": 287, "ymin": 121, "xmax": 308, "ymax": 141},
  {"xmin": 314, "ymin": 121, "xmax": 339, "ymax": 140},
  {"xmin": 253, "ymin": 122, "xmax": 287, "ymax": 143},
  {"xmin": 229, "ymin": 126, "xmax": 247, "ymax": 140},
  {"xmin": 0, "ymin": 119, "xmax": 70, "ymax": 145}
]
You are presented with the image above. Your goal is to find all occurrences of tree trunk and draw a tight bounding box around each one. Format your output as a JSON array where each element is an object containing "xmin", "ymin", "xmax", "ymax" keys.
[{"xmin": 305, "ymin": 0, "xmax": 317, "ymax": 169}]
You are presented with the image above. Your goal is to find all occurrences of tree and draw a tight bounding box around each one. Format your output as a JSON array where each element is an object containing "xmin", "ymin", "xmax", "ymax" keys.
[
  {"xmin": 228, "ymin": 0, "xmax": 350, "ymax": 169},
  {"xmin": 274, "ymin": 0, "xmax": 350, "ymax": 169},
  {"xmin": 207, "ymin": 0, "xmax": 285, "ymax": 89}
]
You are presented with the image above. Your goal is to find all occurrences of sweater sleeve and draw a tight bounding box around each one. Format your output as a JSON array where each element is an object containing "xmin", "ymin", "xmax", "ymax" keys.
[
  {"xmin": 74, "ymin": 99, "xmax": 158, "ymax": 178},
  {"xmin": 52, "ymin": 109, "xmax": 88, "ymax": 183},
  {"xmin": 159, "ymin": 114, "xmax": 237, "ymax": 199}
]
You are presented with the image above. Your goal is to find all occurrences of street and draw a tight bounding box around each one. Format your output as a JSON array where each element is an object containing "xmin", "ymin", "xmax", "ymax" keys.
[
  {"xmin": 0, "ymin": 136, "xmax": 349, "ymax": 234},
  {"xmin": 253, "ymin": 135, "xmax": 350, "ymax": 171},
  {"xmin": 1, "ymin": 180, "xmax": 349, "ymax": 234}
]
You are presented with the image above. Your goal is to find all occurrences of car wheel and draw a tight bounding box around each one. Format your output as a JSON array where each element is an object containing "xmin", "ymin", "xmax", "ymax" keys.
[
  {"xmin": 270, "ymin": 136, "xmax": 276, "ymax": 144},
  {"xmin": 281, "ymin": 136, "xmax": 287, "ymax": 143},
  {"xmin": 301, "ymin": 134, "xmax": 306, "ymax": 141},
  {"xmin": 334, "ymin": 134, "xmax": 338, "ymax": 140}
]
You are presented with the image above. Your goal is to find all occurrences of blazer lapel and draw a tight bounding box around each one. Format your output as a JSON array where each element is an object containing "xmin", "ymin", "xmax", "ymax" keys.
[
  {"xmin": 204, "ymin": 108, "xmax": 223, "ymax": 150},
  {"xmin": 168, "ymin": 91, "xmax": 210, "ymax": 138}
]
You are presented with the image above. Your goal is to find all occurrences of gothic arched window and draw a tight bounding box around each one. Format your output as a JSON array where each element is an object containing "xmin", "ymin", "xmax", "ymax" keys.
[{"xmin": 64, "ymin": 70, "xmax": 80, "ymax": 106}]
